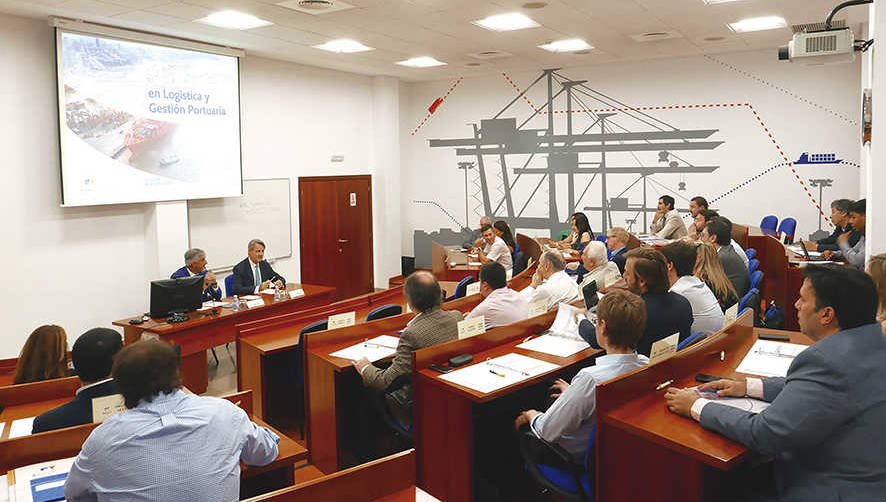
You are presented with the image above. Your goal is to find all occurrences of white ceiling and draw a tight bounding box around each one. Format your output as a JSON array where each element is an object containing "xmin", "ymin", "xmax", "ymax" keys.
[{"xmin": 0, "ymin": 0, "xmax": 870, "ymax": 82}]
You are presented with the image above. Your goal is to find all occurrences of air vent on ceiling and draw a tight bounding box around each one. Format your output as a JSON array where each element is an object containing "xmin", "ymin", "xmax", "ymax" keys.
[
  {"xmin": 276, "ymin": 0, "xmax": 356, "ymax": 15},
  {"xmin": 465, "ymin": 62, "xmax": 482, "ymax": 67},
  {"xmin": 467, "ymin": 50, "xmax": 513, "ymax": 60},
  {"xmin": 792, "ymin": 19, "xmax": 846, "ymax": 33},
  {"xmin": 629, "ymin": 31, "xmax": 683, "ymax": 42}
]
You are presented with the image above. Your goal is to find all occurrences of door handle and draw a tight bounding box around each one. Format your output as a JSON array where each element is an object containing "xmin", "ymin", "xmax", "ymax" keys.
[{"xmin": 338, "ymin": 239, "xmax": 349, "ymax": 243}]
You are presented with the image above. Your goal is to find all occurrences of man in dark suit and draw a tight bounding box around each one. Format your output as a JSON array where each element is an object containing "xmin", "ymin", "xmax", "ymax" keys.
[
  {"xmin": 606, "ymin": 226, "xmax": 631, "ymax": 275},
  {"xmin": 170, "ymin": 248, "xmax": 222, "ymax": 301},
  {"xmin": 32, "ymin": 328, "xmax": 123, "ymax": 434},
  {"xmin": 703, "ymin": 216, "xmax": 749, "ymax": 297},
  {"xmin": 578, "ymin": 247, "xmax": 692, "ymax": 356},
  {"xmin": 803, "ymin": 199, "xmax": 861, "ymax": 252},
  {"xmin": 665, "ymin": 264, "xmax": 886, "ymax": 501},
  {"xmin": 231, "ymin": 239, "xmax": 285, "ymax": 295}
]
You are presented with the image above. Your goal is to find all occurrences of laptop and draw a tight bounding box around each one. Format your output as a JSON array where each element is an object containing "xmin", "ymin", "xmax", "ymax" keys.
[{"xmin": 799, "ymin": 241, "xmax": 829, "ymax": 262}]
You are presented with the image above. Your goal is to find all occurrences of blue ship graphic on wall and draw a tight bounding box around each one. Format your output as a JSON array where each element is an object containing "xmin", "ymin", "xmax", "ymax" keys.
[{"xmin": 795, "ymin": 152, "xmax": 842, "ymax": 165}]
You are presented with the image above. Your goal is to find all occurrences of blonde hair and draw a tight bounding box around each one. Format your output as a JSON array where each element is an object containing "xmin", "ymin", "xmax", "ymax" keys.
[
  {"xmin": 868, "ymin": 253, "xmax": 886, "ymax": 320},
  {"xmin": 607, "ymin": 227, "xmax": 630, "ymax": 244},
  {"xmin": 13, "ymin": 325, "xmax": 68, "ymax": 385},
  {"xmin": 693, "ymin": 242, "xmax": 738, "ymax": 307}
]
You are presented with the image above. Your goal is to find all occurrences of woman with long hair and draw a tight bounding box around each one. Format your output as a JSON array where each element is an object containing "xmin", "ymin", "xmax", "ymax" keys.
[
  {"xmin": 558, "ymin": 212, "xmax": 594, "ymax": 251},
  {"xmin": 493, "ymin": 220, "xmax": 517, "ymax": 253},
  {"xmin": 13, "ymin": 325, "xmax": 69, "ymax": 385},
  {"xmin": 867, "ymin": 253, "xmax": 886, "ymax": 332},
  {"xmin": 693, "ymin": 242, "xmax": 739, "ymax": 311}
]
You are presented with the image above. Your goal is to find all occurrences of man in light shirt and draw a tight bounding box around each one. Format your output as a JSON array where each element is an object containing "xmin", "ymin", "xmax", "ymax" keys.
[
  {"xmin": 665, "ymin": 264, "xmax": 886, "ymax": 501},
  {"xmin": 467, "ymin": 262, "xmax": 529, "ymax": 329},
  {"xmin": 476, "ymin": 224, "xmax": 513, "ymax": 273},
  {"xmin": 520, "ymin": 251, "xmax": 580, "ymax": 311},
  {"xmin": 650, "ymin": 195, "xmax": 688, "ymax": 240},
  {"xmin": 661, "ymin": 241, "xmax": 725, "ymax": 335},
  {"xmin": 577, "ymin": 241, "xmax": 621, "ymax": 290}
]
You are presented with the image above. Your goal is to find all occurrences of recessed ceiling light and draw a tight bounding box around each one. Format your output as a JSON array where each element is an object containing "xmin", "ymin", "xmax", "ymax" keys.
[
  {"xmin": 312, "ymin": 39, "xmax": 374, "ymax": 53},
  {"xmin": 728, "ymin": 16, "xmax": 787, "ymax": 33},
  {"xmin": 196, "ymin": 10, "xmax": 273, "ymax": 30},
  {"xmin": 702, "ymin": 0, "xmax": 743, "ymax": 4},
  {"xmin": 396, "ymin": 56, "xmax": 447, "ymax": 68},
  {"xmin": 522, "ymin": 2, "xmax": 548, "ymax": 8},
  {"xmin": 538, "ymin": 38, "xmax": 593, "ymax": 53},
  {"xmin": 472, "ymin": 12, "xmax": 540, "ymax": 32}
]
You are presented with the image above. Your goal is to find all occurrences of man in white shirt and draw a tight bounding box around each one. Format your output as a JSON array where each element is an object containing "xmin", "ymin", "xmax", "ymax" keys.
[
  {"xmin": 520, "ymin": 251, "xmax": 580, "ymax": 311},
  {"xmin": 467, "ymin": 262, "xmax": 529, "ymax": 329},
  {"xmin": 576, "ymin": 241, "xmax": 621, "ymax": 290},
  {"xmin": 650, "ymin": 195, "xmax": 688, "ymax": 239},
  {"xmin": 476, "ymin": 224, "xmax": 513, "ymax": 273},
  {"xmin": 661, "ymin": 241, "xmax": 725, "ymax": 335}
]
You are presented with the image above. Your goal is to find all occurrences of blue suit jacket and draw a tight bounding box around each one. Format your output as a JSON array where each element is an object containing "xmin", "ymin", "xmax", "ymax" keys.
[
  {"xmin": 231, "ymin": 258, "xmax": 286, "ymax": 296},
  {"xmin": 32, "ymin": 380, "xmax": 118, "ymax": 434},
  {"xmin": 610, "ymin": 247, "xmax": 627, "ymax": 275},
  {"xmin": 171, "ymin": 266, "xmax": 222, "ymax": 301},
  {"xmin": 700, "ymin": 323, "xmax": 886, "ymax": 501}
]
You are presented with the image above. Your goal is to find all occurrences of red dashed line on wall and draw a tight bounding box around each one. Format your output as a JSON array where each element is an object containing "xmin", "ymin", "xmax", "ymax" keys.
[
  {"xmin": 501, "ymin": 72, "xmax": 541, "ymax": 114},
  {"xmin": 410, "ymin": 77, "xmax": 464, "ymax": 136}
]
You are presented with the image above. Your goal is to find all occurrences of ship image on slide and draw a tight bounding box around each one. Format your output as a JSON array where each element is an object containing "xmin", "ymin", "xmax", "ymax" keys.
[
  {"xmin": 794, "ymin": 152, "xmax": 842, "ymax": 165},
  {"xmin": 124, "ymin": 119, "xmax": 174, "ymax": 158}
]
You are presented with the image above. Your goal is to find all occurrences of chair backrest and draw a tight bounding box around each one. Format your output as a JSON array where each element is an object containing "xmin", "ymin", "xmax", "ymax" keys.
[
  {"xmin": 557, "ymin": 229, "xmax": 571, "ymax": 241},
  {"xmin": 750, "ymin": 270, "xmax": 764, "ymax": 290},
  {"xmin": 760, "ymin": 215, "xmax": 778, "ymax": 232},
  {"xmin": 224, "ymin": 274, "xmax": 234, "ymax": 297},
  {"xmin": 738, "ymin": 288, "xmax": 760, "ymax": 315},
  {"xmin": 748, "ymin": 258, "xmax": 759, "ymax": 274},
  {"xmin": 516, "ymin": 233, "xmax": 542, "ymax": 264},
  {"xmin": 677, "ymin": 332, "xmax": 706, "ymax": 351},
  {"xmin": 366, "ymin": 304, "xmax": 403, "ymax": 322},
  {"xmin": 777, "ymin": 217, "xmax": 797, "ymax": 243},
  {"xmin": 300, "ymin": 319, "xmax": 328, "ymax": 335},
  {"xmin": 745, "ymin": 248, "xmax": 757, "ymax": 260},
  {"xmin": 454, "ymin": 276, "xmax": 474, "ymax": 299},
  {"xmin": 595, "ymin": 235, "xmax": 607, "ymax": 242},
  {"xmin": 513, "ymin": 251, "xmax": 528, "ymax": 276}
]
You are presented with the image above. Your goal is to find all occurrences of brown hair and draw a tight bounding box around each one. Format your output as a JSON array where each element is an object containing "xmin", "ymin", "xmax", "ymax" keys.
[
  {"xmin": 597, "ymin": 290, "xmax": 646, "ymax": 350},
  {"xmin": 624, "ymin": 248, "xmax": 670, "ymax": 294},
  {"xmin": 13, "ymin": 325, "xmax": 68, "ymax": 385},
  {"xmin": 868, "ymin": 253, "xmax": 886, "ymax": 320},
  {"xmin": 693, "ymin": 242, "xmax": 738, "ymax": 307},
  {"xmin": 113, "ymin": 340, "xmax": 182, "ymax": 409}
]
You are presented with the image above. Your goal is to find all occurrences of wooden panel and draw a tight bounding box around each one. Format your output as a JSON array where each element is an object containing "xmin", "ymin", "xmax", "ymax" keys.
[
  {"xmin": 306, "ymin": 351, "xmax": 339, "ymax": 474},
  {"xmin": 299, "ymin": 179, "xmax": 338, "ymax": 289},
  {"xmin": 335, "ymin": 176, "xmax": 374, "ymax": 300},
  {"xmin": 732, "ymin": 223, "xmax": 749, "ymax": 250},
  {"xmin": 238, "ymin": 340, "xmax": 266, "ymax": 418},
  {"xmin": 0, "ymin": 422, "xmax": 97, "ymax": 474},
  {"xmin": 515, "ymin": 233, "xmax": 542, "ymax": 264},
  {"xmin": 221, "ymin": 389, "xmax": 254, "ymax": 417},
  {"xmin": 0, "ymin": 377, "xmax": 80, "ymax": 407}
]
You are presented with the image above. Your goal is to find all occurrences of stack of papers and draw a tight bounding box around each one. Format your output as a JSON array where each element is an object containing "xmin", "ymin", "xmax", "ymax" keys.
[
  {"xmin": 9, "ymin": 417, "xmax": 35, "ymax": 439},
  {"xmin": 787, "ymin": 244, "xmax": 823, "ymax": 258},
  {"xmin": 736, "ymin": 339, "xmax": 807, "ymax": 377},
  {"xmin": 329, "ymin": 335, "xmax": 400, "ymax": 362},
  {"xmin": 439, "ymin": 353, "xmax": 558, "ymax": 394},
  {"xmin": 12, "ymin": 457, "xmax": 75, "ymax": 502},
  {"xmin": 692, "ymin": 387, "xmax": 770, "ymax": 414},
  {"xmin": 517, "ymin": 304, "xmax": 589, "ymax": 357}
]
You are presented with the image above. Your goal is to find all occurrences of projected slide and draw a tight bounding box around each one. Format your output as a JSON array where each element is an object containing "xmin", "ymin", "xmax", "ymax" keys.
[{"xmin": 57, "ymin": 31, "xmax": 242, "ymax": 206}]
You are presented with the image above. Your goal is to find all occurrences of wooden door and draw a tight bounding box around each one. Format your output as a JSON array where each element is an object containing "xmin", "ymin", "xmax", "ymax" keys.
[{"xmin": 299, "ymin": 176, "xmax": 374, "ymax": 301}]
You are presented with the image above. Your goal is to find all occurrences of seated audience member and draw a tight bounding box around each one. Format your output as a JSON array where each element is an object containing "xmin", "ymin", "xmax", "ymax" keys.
[
  {"xmin": 867, "ymin": 253, "xmax": 886, "ymax": 332},
  {"xmin": 804, "ymin": 199, "xmax": 860, "ymax": 252},
  {"xmin": 687, "ymin": 196, "xmax": 709, "ymax": 239},
  {"xmin": 64, "ymin": 340, "xmax": 280, "ymax": 501},
  {"xmin": 477, "ymin": 224, "xmax": 513, "ymax": 273},
  {"xmin": 555, "ymin": 213, "xmax": 594, "ymax": 249},
  {"xmin": 665, "ymin": 264, "xmax": 886, "ymax": 501},
  {"xmin": 606, "ymin": 227, "xmax": 631, "ymax": 274},
  {"xmin": 694, "ymin": 242, "xmax": 739, "ymax": 310},
  {"xmin": 33, "ymin": 328, "xmax": 122, "ymax": 434},
  {"xmin": 470, "ymin": 215, "xmax": 493, "ymax": 248},
  {"xmin": 702, "ymin": 216, "xmax": 749, "ymax": 297},
  {"xmin": 692, "ymin": 209, "xmax": 747, "ymax": 267},
  {"xmin": 467, "ymin": 262, "xmax": 529, "ymax": 329},
  {"xmin": 231, "ymin": 238, "xmax": 286, "ymax": 295},
  {"xmin": 171, "ymin": 248, "xmax": 222, "ymax": 301},
  {"xmin": 650, "ymin": 195, "xmax": 688, "ymax": 240},
  {"xmin": 661, "ymin": 241, "xmax": 725, "ymax": 335},
  {"xmin": 520, "ymin": 251, "xmax": 581, "ymax": 311},
  {"xmin": 577, "ymin": 241, "xmax": 621, "ymax": 290},
  {"xmin": 493, "ymin": 220, "xmax": 517, "ymax": 253},
  {"xmin": 822, "ymin": 199, "xmax": 866, "ymax": 269},
  {"xmin": 579, "ymin": 248, "xmax": 692, "ymax": 356},
  {"xmin": 353, "ymin": 271, "xmax": 462, "ymax": 426},
  {"xmin": 515, "ymin": 290, "xmax": 648, "ymax": 462},
  {"xmin": 13, "ymin": 325, "xmax": 69, "ymax": 385}
]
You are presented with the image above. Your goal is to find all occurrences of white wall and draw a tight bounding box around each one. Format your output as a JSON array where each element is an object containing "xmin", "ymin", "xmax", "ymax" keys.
[
  {"xmin": 0, "ymin": 13, "xmax": 401, "ymax": 358},
  {"xmin": 401, "ymin": 49, "xmax": 863, "ymax": 254}
]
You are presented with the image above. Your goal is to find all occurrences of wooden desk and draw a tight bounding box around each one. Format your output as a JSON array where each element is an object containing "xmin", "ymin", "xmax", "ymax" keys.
[
  {"xmin": 243, "ymin": 450, "xmax": 425, "ymax": 502},
  {"xmin": 413, "ymin": 307, "xmax": 602, "ymax": 502},
  {"xmin": 431, "ymin": 242, "xmax": 481, "ymax": 282},
  {"xmin": 0, "ymin": 377, "xmax": 81, "ymax": 440},
  {"xmin": 113, "ymin": 283, "xmax": 335, "ymax": 393},
  {"xmin": 747, "ymin": 232, "xmax": 803, "ymax": 330},
  {"xmin": 595, "ymin": 311, "xmax": 813, "ymax": 502}
]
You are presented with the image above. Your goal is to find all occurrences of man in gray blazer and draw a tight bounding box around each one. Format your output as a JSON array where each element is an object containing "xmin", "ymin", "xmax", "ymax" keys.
[
  {"xmin": 703, "ymin": 216, "xmax": 750, "ymax": 297},
  {"xmin": 665, "ymin": 264, "xmax": 886, "ymax": 501}
]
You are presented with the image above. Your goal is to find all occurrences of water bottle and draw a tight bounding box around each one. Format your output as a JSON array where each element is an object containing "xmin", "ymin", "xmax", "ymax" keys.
[
  {"xmin": 232, "ymin": 295, "xmax": 240, "ymax": 312},
  {"xmin": 274, "ymin": 286, "xmax": 281, "ymax": 302}
]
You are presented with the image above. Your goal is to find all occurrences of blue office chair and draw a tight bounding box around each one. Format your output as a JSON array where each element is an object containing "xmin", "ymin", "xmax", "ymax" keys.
[
  {"xmin": 281, "ymin": 319, "xmax": 329, "ymax": 439},
  {"xmin": 371, "ymin": 373, "xmax": 414, "ymax": 447},
  {"xmin": 596, "ymin": 235, "xmax": 607, "ymax": 243},
  {"xmin": 677, "ymin": 332, "xmax": 707, "ymax": 351},
  {"xmin": 745, "ymin": 248, "xmax": 756, "ymax": 260},
  {"xmin": 513, "ymin": 251, "xmax": 528, "ymax": 276},
  {"xmin": 454, "ymin": 276, "xmax": 475, "ymax": 299},
  {"xmin": 738, "ymin": 288, "xmax": 761, "ymax": 319},
  {"xmin": 558, "ymin": 229, "xmax": 572, "ymax": 241},
  {"xmin": 748, "ymin": 258, "xmax": 759, "ymax": 274},
  {"xmin": 777, "ymin": 217, "xmax": 797, "ymax": 244},
  {"xmin": 760, "ymin": 215, "xmax": 778, "ymax": 235},
  {"xmin": 750, "ymin": 270, "xmax": 764, "ymax": 291},
  {"xmin": 521, "ymin": 425, "xmax": 594, "ymax": 501},
  {"xmin": 224, "ymin": 274, "xmax": 234, "ymax": 298},
  {"xmin": 366, "ymin": 304, "xmax": 402, "ymax": 322}
]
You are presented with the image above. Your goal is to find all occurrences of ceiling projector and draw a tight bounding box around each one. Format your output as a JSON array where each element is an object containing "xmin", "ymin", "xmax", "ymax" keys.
[{"xmin": 778, "ymin": 27, "xmax": 856, "ymax": 65}]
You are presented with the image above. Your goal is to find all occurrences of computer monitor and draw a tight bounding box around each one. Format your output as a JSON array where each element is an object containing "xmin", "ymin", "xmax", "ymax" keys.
[{"xmin": 149, "ymin": 275, "xmax": 204, "ymax": 318}]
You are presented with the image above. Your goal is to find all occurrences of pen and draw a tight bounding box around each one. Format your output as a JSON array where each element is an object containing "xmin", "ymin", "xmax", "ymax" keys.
[
  {"xmin": 489, "ymin": 369, "xmax": 506, "ymax": 377},
  {"xmin": 655, "ymin": 379, "xmax": 673, "ymax": 390},
  {"xmin": 720, "ymin": 350, "xmax": 725, "ymax": 361}
]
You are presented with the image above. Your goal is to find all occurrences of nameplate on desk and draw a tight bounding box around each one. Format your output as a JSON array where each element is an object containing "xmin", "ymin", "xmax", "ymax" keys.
[
  {"xmin": 329, "ymin": 311, "xmax": 356, "ymax": 329},
  {"xmin": 140, "ymin": 332, "xmax": 159, "ymax": 342},
  {"xmin": 289, "ymin": 289, "xmax": 305, "ymax": 298},
  {"xmin": 468, "ymin": 261, "xmax": 482, "ymax": 267},
  {"xmin": 245, "ymin": 298, "xmax": 265, "ymax": 309},
  {"xmin": 405, "ymin": 303, "xmax": 412, "ymax": 313},
  {"xmin": 648, "ymin": 333, "xmax": 679, "ymax": 365},
  {"xmin": 528, "ymin": 300, "xmax": 548, "ymax": 317},
  {"xmin": 458, "ymin": 316, "xmax": 486, "ymax": 339},
  {"xmin": 466, "ymin": 282, "xmax": 481, "ymax": 296},
  {"xmin": 724, "ymin": 303, "xmax": 738, "ymax": 325},
  {"xmin": 92, "ymin": 394, "xmax": 126, "ymax": 423}
]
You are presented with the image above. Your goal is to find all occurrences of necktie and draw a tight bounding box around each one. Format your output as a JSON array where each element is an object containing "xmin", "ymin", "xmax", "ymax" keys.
[{"xmin": 253, "ymin": 263, "xmax": 260, "ymax": 286}]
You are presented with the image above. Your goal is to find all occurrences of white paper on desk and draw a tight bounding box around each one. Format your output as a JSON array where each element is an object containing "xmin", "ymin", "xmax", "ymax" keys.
[
  {"xmin": 259, "ymin": 288, "xmax": 278, "ymax": 295},
  {"xmin": 8, "ymin": 417, "xmax": 34, "ymax": 439},
  {"xmin": 289, "ymin": 289, "xmax": 305, "ymax": 298},
  {"xmin": 329, "ymin": 335, "xmax": 400, "ymax": 362},
  {"xmin": 439, "ymin": 353, "xmax": 558, "ymax": 394},
  {"xmin": 692, "ymin": 387, "xmax": 771, "ymax": 414},
  {"xmin": 648, "ymin": 333, "xmax": 679, "ymax": 365},
  {"xmin": 92, "ymin": 394, "xmax": 126, "ymax": 423},
  {"xmin": 466, "ymin": 282, "xmax": 481, "ymax": 296},
  {"xmin": 13, "ymin": 457, "xmax": 75, "ymax": 502},
  {"xmin": 468, "ymin": 261, "xmax": 482, "ymax": 267},
  {"xmin": 245, "ymin": 298, "xmax": 265, "ymax": 309},
  {"xmin": 416, "ymin": 487, "xmax": 441, "ymax": 501},
  {"xmin": 519, "ymin": 304, "xmax": 588, "ymax": 356},
  {"xmin": 736, "ymin": 339, "xmax": 807, "ymax": 377},
  {"xmin": 239, "ymin": 295, "xmax": 260, "ymax": 300}
]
